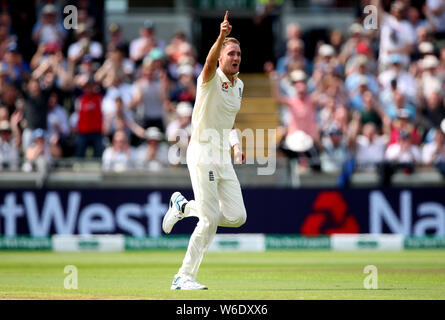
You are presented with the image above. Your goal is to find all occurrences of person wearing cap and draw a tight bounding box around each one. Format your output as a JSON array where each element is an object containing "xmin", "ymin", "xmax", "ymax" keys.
[
  {"xmin": 129, "ymin": 19, "xmax": 166, "ymax": 63},
  {"xmin": 23, "ymin": 128, "xmax": 51, "ymax": 173},
  {"xmin": 387, "ymin": 102, "xmax": 421, "ymax": 147},
  {"xmin": 107, "ymin": 23, "xmax": 129, "ymax": 54},
  {"xmin": 265, "ymin": 61, "xmax": 321, "ymax": 170},
  {"xmin": 32, "ymin": 3, "xmax": 66, "ymax": 45},
  {"xmin": 102, "ymin": 130, "xmax": 135, "ymax": 172},
  {"xmin": 135, "ymin": 126, "xmax": 168, "ymax": 171},
  {"xmin": 348, "ymin": 74, "xmax": 372, "ymax": 112},
  {"xmin": 418, "ymin": 55, "xmax": 442, "ymax": 100},
  {"xmin": 67, "ymin": 23, "xmax": 103, "ymax": 62},
  {"xmin": 313, "ymin": 43, "xmax": 341, "ymax": 75},
  {"xmin": 345, "ymin": 55, "xmax": 378, "ymax": 95},
  {"xmin": 166, "ymin": 101, "xmax": 193, "ymax": 166},
  {"xmin": 378, "ymin": 53, "xmax": 417, "ymax": 102},
  {"xmin": 422, "ymin": 122, "xmax": 445, "ymax": 177},
  {"xmin": 381, "ymin": 129, "xmax": 421, "ymax": 186},
  {"xmin": 424, "ymin": 0, "xmax": 445, "ymax": 37},
  {"xmin": 371, "ymin": 0, "xmax": 416, "ymax": 68},
  {"xmin": 384, "ymin": 90, "xmax": 417, "ymax": 123},
  {"xmin": 338, "ymin": 22, "xmax": 370, "ymax": 66},
  {"xmin": 319, "ymin": 123, "xmax": 348, "ymax": 173}
]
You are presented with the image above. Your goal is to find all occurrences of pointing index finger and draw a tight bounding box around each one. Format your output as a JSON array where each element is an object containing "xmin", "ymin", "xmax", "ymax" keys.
[{"xmin": 224, "ymin": 10, "xmax": 229, "ymax": 21}]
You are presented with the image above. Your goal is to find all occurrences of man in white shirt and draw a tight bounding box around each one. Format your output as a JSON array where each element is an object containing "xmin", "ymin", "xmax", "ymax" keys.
[
  {"xmin": 102, "ymin": 130, "xmax": 135, "ymax": 172},
  {"xmin": 67, "ymin": 24, "xmax": 103, "ymax": 62},
  {"xmin": 162, "ymin": 11, "xmax": 246, "ymax": 290},
  {"xmin": 425, "ymin": 0, "xmax": 445, "ymax": 34},
  {"xmin": 375, "ymin": 1, "xmax": 416, "ymax": 68},
  {"xmin": 355, "ymin": 123, "xmax": 387, "ymax": 171},
  {"xmin": 380, "ymin": 130, "xmax": 421, "ymax": 186}
]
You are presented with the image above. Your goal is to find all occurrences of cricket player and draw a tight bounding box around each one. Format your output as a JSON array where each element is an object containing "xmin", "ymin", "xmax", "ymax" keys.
[{"xmin": 162, "ymin": 11, "xmax": 247, "ymax": 290}]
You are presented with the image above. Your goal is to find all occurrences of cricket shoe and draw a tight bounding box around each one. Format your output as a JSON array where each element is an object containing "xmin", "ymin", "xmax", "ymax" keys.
[
  {"xmin": 171, "ymin": 274, "xmax": 208, "ymax": 290},
  {"xmin": 162, "ymin": 192, "xmax": 188, "ymax": 234}
]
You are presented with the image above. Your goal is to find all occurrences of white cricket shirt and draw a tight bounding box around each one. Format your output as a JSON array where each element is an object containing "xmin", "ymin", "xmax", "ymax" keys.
[{"xmin": 191, "ymin": 67, "xmax": 243, "ymax": 151}]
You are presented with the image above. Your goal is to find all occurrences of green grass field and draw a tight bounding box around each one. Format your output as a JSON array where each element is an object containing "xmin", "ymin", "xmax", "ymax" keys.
[{"xmin": 0, "ymin": 250, "xmax": 445, "ymax": 300}]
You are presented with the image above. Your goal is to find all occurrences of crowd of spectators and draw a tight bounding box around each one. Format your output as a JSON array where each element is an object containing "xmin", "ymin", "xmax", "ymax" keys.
[
  {"xmin": 0, "ymin": 1, "xmax": 198, "ymax": 173},
  {"xmin": 265, "ymin": 0, "xmax": 445, "ymax": 186},
  {"xmin": 0, "ymin": 0, "xmax": 445, "ymax": 187}
]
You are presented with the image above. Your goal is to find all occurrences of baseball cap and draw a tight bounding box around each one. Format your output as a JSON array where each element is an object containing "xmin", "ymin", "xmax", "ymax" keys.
[
  {"xmin": 441, "ymin": 118, "xmax": 445, "ymax": 134},
  {"xmin": 422, "ymin": 55, "xmax": 439, "ymax": 69},
  {"xmin": 418, "ymin": 42, "xmax": 434, "ymax": 54},
  {"xmin": 176, "ymin": 102, "xmax": 193, "ymax": 117},
  {"xmin": 356, "ymin": 42, "xmax": 371, "ymax": 55},
  {"xmin": 143, "ymin": 19, "xmax": 155, "ymax": 30},
  {"xmin": 149, "ymin": 47, "xmax": 164, "ymax": 61},
  {"xmin": 6, "ymin": 42, "xmax": 19, "ymax": 53},
  {"xmin": 358, "ymin": 75, "xmax": 369, "ymax": 86},
  {"xmin": 289, "ymin": 69, "xmax": 306, "ymax": 83},
  {"xmin": 32, "ymin": 128, "xmax": 45, "ymax": 140},
  {"xmin": 178, "ymin": 64, "xmax": 194, "ymax": 76},
  {"xmin": 45, "ymin": 42, "xmax": 61, "ymax": 54},
  {"xmin": 0, "ymin": 120, "xmax": 11, "ymax": 132},
  {"xmin": 42, "ymin": 4, "xmax": 57, "ymax": 15},
  {"xmin": 76, "ymin": 23, "xmax": 89, "ymax": 36},
  {"xmin": 326, "ymin": 124, "xmax": 342, "ymax": 136},
  {"xmin": 318, "ymin": 44, "xmax": 335, "ymax": 57},
  {"xmin": 145, "ymin": 127, "xmax": 163, "ymax": 141},
  {"xmin": 285, "ymin": 130, "xmax": 314, "ymax": 152},
  {"xmin": 390, "ymin": 54, "xmax": 402, "ymax": 64},
  {"xmin": 349, "ymin": 23, "xmax": 364, "ymax": 35},
  {"xmin": 109, "ymin": 23, "xmax": 121, "ymax": 33},
  {"xmin": 396, "ymin": 108, "xmax": 411, "ymax": 120},
  {"xmin": 356, "ymin": 54, "xmax": 368, "ymax": 66}
]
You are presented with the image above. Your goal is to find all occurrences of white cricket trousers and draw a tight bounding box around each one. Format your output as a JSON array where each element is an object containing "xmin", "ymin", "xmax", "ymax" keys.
[{"xmin": 178, "ymin": 140, "xmax": 247, "ymax": 280}]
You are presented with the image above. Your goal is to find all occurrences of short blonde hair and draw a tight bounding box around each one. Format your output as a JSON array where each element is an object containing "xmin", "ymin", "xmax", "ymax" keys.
[{"xmin": 222, "ymin": 37, "xmax": 240, "ymax": 48}]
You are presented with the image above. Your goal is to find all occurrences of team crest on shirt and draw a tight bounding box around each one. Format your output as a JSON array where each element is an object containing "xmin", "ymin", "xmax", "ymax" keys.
[{"xmin": 221, "ymin": 82, "xmax": 229, "ymax": 92}]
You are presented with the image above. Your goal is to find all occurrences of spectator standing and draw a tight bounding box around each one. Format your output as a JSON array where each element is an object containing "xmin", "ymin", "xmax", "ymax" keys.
[
  {"xmin": 129, "ymin": 58, "xmax": 170, "ymax": 132},
  {"xmin": 73, "ymin": 76, "xmax": 103, "ymax": 158},
  {"xmin": 31, "ymin": 4, "xmax": 66, "ymax": 46}
]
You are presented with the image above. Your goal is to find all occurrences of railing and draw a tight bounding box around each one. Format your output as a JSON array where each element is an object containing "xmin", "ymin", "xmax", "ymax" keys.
[{"xmin": 1, "ymin": 156, "xmax": 444, "ymax": 189}]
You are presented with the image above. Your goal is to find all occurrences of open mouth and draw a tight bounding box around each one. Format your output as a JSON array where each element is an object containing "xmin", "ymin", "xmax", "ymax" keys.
[{"xmin": 232, "ymin": 63, "xmax": 239, "ymax": 68}]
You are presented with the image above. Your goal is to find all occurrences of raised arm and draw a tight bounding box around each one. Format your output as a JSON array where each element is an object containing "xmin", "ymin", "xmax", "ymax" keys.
[{"xmin": 201, "ymin": 11, "xmax": 232, "ymax": 84}]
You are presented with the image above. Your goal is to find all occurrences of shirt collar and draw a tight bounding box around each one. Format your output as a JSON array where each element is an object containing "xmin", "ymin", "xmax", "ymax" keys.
[{"xmin": 217, "ymin": 68, "xmax": 239, "ymax": 86}]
